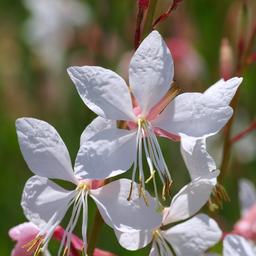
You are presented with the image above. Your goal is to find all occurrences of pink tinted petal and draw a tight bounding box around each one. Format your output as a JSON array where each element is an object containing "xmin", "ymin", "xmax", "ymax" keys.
[
  {"xmin": 233, "ymin": 204, "xmax": 256, "ymax": 240},
  {"xmin": 90, "ymin": 180, "xmax": 105, "ymax": 190},
  {"xmin": 133, "ymin": 105, "xmax": 142, "ymax": 117},
  {"xmin": 127, "ymin": 121, "xmax": 138, "ymax": 130},
  {"xmin": 9, "ymin": 222, "xmax": 39, "ymax": 241},
  {"xmin": 12, "ymin": 241, "xmax": 36, "ymax": 256},
  {"xmin": 154, "ymin": 127, "xmax": 180, "ymax": 141},
  {"xmin": 94, "ymin": 248, "xmax": 116, "ymax": 256},
  {"xmin": 9, "ymin": 222, "xmax": 39, "ymax": 256}
]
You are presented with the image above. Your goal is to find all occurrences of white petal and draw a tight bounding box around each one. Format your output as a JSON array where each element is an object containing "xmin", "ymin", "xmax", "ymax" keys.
[
  {"xmin": 162, "ymin": 214, "xmax": 222, "ymax": 256},
  {"xmin": 163, "ymin": 178, "xmax": 214, "ymax": 224},
  {"xmin": 129, "ymin": 30, "xmax": 174, "ymax": 115},
  {"xmin": 16, "ymin": 118, "xmax": 77, "ymax": 184},
  {"xmin": 239, "ymin": 179, "xmax": 256, "ymax": 216},
  {"xmin": 67, "ymin": 66, "xmax": 136, "ymax": 121},
  {"xmin": 223, "ymin": 235, "xmax": 255, "ymax": 256},
  {"xmin": 114, "ymin": 229, "xmax": 153, "ymax": 250},
  {"xmin": 80, "ymin": 116, "xmax": 116, "ymax": 146},
  {"xmin": 153, "ymin": 77, "xmax": 242, "ymax": 138},
  {"xmin": 90, "ymin": 179, "xmax": 162, "ymax": 232},
  {"xmin": 74, "ymin": 128, "xmax": 137, "ymax": 179},
  {"xmin": 180, "ymin": 137, "xmax": 218, "ymax": 184},
  {"xmin": 204, "ymin": 77, "xmax": 243, "ymax": 105},
  {"xmin": 21, "ymin": 176, "xmax": 76, "ymax": 227}
]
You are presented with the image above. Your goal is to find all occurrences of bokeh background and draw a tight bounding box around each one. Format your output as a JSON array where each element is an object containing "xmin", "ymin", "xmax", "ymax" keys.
[{"xmin": 0, "ymin": 0, "xmax": 256, "ymax": 254}]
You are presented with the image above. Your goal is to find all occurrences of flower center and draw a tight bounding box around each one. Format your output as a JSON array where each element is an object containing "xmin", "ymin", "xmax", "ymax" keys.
[
  {"xmin": 76, "ymin": 181, "xmax": 90, "ymax": 191},
  {"xmin": 128, "ymin": 118, "xmax": 172, "ymax": 205},
  {"xmin": 24, "ymin": 184, "xmax": 89, "ymax": 256}
]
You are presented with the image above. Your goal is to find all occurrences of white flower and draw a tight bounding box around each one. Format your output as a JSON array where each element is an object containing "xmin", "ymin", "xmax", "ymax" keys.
[
  {"xmin": 23, "ymin": 0, "xmax": 90, "ymax": 69},
  {"xmin": 115, "ymin": 175, "xmax": 222, "ymax": 256},
  {"xmin": 16, "ymin": 118, "xmax": 161, "ymax": 255},
  {"xmin": 67, "ymin": 30, "xmax": 242, "ymax": 199},
  {"xmin": 223, "ymin": 235, "xmax": 255, "ymax": 256}
]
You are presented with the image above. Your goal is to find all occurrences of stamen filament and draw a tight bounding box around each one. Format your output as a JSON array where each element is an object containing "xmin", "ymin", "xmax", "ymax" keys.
[
  {"xmin": 154, "ymin": 229, "xmax": 176, "ymax": 256},
  {"xmin": 82, "ymin": 191, "xmax": 88, "ymax": 255},
  {"xmin": 128, "ymin": 124, "xmax": 141, "ymax": 201}
]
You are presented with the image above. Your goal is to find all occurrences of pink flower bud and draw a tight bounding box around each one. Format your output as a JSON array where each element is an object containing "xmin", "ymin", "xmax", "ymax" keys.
[
  {"xmin": 138, "ymin": 0, "xmax": 149, "ymax": 10},
  {"xmin": 219, "ymin": 38, "xmax": 234, "ymax": 80},
  {"xmin": 233, "ymin": 204, "xmax": 256, "ymax": 240}
]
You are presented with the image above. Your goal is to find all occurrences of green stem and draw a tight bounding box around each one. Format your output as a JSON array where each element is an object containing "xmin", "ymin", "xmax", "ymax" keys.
[
  {"xmin": 143, "ymin": 0, "xmax": 158, "ymax": 37},
  {"xmin": 87, "ymin": 208, "xmax": 104, "ymax": 256},
  {"xmin": 218, "ymin": 2, "xmax": 256, "ymax": 183},
  {"xmin": 218, "ymin": 89, "xmax": 241, "ymax": 182}
]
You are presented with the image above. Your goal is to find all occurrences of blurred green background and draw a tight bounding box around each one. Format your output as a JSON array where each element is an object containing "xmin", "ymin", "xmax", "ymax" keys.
[{"xmin": 0, "ymin": 0, "xmax": 255, "ymax": 255}]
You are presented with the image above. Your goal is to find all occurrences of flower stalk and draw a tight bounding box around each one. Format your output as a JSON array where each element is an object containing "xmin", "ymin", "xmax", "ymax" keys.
[
  {"xmin": 218, "ymin": 5, "xmax": 256, "ymax": 183},
  {"xmin": 143, "ymin": 0, "xmax": 158, "ymax": 37},
  {"xmin": 87, "ymin": 208, "xmax": 104, "ymax": 256},
  {"xmin": 231, "ymin": 120, "xmax": 256, "ymax": 144}
]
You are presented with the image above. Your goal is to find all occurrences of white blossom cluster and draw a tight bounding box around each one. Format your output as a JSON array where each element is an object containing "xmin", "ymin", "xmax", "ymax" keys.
[{"xmin": 15, "ymin": 31, "xmax": 253, "ymax": 256}]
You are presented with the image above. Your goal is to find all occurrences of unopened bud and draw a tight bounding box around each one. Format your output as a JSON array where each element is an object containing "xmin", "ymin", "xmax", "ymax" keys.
[
  {"xmin": 220, "ymin": 38, "xmax": 234, "ymax": 80},
  {"xmin": 139, "ymin": 0, "xmax": 149, "ymax": 10}
]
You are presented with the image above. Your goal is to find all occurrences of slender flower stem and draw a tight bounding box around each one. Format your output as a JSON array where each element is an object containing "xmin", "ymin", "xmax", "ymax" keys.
[
  {"xmin": 231, "ymin": 120, "xmax": 256, "ymax": 144},
  {"xmin": 134, "ymin": 7, "xmax": 145, "ymax": 49},
  {"xmin": 143, "ymin": 0, "xmax": 158, "ymax": 37},
  {"xmin": 87, "ymin": 208, "xmax": 104, "ymax": 256},
  {"xmin": 153, "ymin": 0, "xmax": 183, "ymax": 29},
  {"xmin": 218, "ymin": 22, "xmax": 256, "ymax": 182},
  {"xmin": 219, "ymin": 89, "xmax": 241, "ymax": 182}
]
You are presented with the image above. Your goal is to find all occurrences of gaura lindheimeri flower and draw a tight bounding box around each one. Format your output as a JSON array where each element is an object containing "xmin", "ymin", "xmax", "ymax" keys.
[
  {"xmin": 67, "ymin": 30, "xmax": 243, "ymax": 201},
  {"xmin": 9, "ymin": 222, "xmax": 116, "ymax": 256},
  {"xmin": 114, "ymin": 174, "xmax": 221, "ymax": 256},
  {"xmin": 16, "ymin": 118, "xmax": 161, "ymax": 255},
  {"xmin": 9, "ymin": 222, "xmax": 50, "ymax": 256}
]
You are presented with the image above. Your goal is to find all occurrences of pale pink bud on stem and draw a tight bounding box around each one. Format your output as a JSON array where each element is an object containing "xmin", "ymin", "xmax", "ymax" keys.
[{"xmin": 219, "ymin": 38, "xmax": 234, "ymax": 80}]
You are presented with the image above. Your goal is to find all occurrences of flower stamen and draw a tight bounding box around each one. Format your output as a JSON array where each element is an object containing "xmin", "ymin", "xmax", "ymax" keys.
[
  {"xmin": 153, "ymin": 229, "xmax": 175, "ymax": 255},
  {"xmin": 23, "ymin": 235, "xmax": 44, "ymax": 252},
  {"xmin": 208, "ymin": 183, "xmax": 230, "ymax": 212}
]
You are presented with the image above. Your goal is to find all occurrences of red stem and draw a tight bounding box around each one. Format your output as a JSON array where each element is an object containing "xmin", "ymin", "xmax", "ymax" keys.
[
  {"xmin": 134, "ymin": 8, "xmax": 145, "ymax": 49},
  {"xmin": 230, "ymin": 120, "xmax": 256, "ymax": 144},
  {"xmin": 134, "ymin": 0, "xmax": 149, "ymax": 49},
  {"xmin": 153, "ymin": 0, "xmax": 182, "ymax": 28}
]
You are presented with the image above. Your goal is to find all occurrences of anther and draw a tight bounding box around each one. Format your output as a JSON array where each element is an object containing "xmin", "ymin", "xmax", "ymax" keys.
[{"xmin": 208, "ymin": 183, "xmax": 230, "ymax": 211}]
